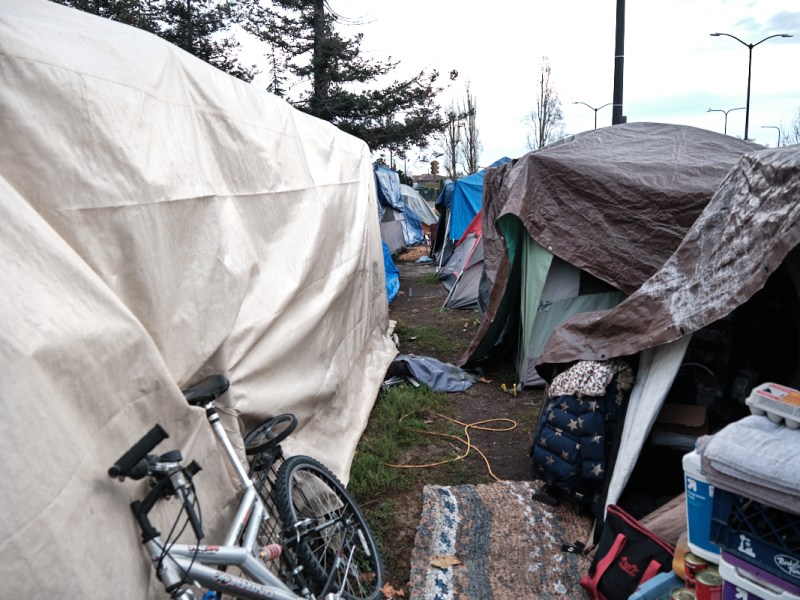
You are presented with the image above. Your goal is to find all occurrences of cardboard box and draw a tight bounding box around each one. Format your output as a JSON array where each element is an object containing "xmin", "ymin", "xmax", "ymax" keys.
[
  {"xmin": 652, "ymin": 403, "xmax": 709, "ymax": 450},
  {"xmin": 656, "ymin": 403, "xmax": 709, "ymax": 435}
]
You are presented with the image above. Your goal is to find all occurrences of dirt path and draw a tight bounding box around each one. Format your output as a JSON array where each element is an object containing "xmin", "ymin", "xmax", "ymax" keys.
[
  {"xmin": 389, "ymin": 251, "xmax": 542, "ymax": 481},
  {"xmin": 380, "ymin": 247, "xmax": 546, "ymax": 589}
]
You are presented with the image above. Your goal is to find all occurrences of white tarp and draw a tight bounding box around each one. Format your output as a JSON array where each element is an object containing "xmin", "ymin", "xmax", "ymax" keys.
[
  {"xmin": 400, "ymin": 183, "xmax": 438, "ymax": 226},
  {"xmin": 603, "ymin": 336, "xmax": 691, "ymax": 510},
  {"xmin": 0, "ymin": 0, "xmax": 397, "ymax": 597}
]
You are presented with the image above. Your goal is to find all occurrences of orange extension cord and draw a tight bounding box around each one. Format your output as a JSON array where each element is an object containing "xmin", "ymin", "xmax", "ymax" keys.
[{"xmin": 385, "ymin": 412, "xmax": 517, "ymax": 482}]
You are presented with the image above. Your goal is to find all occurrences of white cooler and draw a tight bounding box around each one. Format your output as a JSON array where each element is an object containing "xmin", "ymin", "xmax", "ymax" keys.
[{"xmin": 683, "ymin": 449, "xmax": 720, "ymax": 563}]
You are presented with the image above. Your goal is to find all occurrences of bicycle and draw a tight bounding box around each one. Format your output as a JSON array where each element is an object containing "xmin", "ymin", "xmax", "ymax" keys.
[{"xmin": 109, "ymin": 374, "xmax": 385, "ymax": 600}]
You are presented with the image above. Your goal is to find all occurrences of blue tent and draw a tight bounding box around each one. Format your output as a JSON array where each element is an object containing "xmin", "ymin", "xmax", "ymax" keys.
[{"xmin": 435, "ymin": 157, "xmax": 511, "ymax": 241}]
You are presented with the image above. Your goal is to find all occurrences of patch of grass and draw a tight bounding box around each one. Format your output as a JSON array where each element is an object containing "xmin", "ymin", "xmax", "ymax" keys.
[
  {"xmin": 349, "ymin": 383, "xmax": 450, "ymax": 500},
  {"xmin": 348, "ymin": 383, "xmax": 485, "ymax": 583},
  {"xmin": 418, "ymin": 270, "xmax": 440, "ymax": 285},
  {"xmin": 393, "ymin": 323, "xmax": 459, "ymax": 355}
]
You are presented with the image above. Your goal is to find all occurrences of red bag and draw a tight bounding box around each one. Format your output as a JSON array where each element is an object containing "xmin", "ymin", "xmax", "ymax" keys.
[{"xmin": 580, "ymin": 504, "xmax": 675, "ymax": 600}]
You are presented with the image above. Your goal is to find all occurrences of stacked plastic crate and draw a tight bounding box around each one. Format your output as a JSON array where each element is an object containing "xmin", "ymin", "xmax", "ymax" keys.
[{"xmin": 688, "ymin": 383, "xmax": 800, "ymax": 600}]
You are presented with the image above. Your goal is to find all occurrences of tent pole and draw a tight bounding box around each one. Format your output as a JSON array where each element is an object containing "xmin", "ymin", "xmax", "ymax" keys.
[{"xmin": 436, "ymin": 210, "xmax": 452, "ymax": 272}]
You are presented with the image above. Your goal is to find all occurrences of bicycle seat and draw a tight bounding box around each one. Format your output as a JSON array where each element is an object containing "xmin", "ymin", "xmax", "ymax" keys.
[{"xmin": 182, "ymin": 374, "xmax": 230, "ymax": 406}]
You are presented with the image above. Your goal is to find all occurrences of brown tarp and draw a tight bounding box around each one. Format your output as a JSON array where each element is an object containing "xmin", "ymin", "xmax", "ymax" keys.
[
  {"xmin": 462, "ymin": 122, "xmax": 763, "ymax": 367},
  {"xmin": 538, "ymin": 146, "xmax": 800, "ymax": 367}
]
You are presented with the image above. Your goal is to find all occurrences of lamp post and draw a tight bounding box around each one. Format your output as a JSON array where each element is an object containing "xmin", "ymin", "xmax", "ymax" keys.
[
  {"xmin": 761, "ymin": 125, "xmax": 781, "ymax": 147},
  {"xmin": 706, "ymin": 107, "xmax": 746, "ymax": 135},
  {"xmin": 710, "ymin": 32, "xmax": 793, "ymax": 141},
  {"xmin": 573, "ymin": 102, "xmax": 619, "ymax": 129}
]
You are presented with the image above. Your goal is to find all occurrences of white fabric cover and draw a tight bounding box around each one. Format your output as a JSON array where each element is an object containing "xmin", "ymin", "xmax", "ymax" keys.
[
  {"xmin": 603, "ymin": 336, "xmax": 691, "ymax": 509},
  {"xmin": 400, "ymin": 184, "xmax": 438, "ymax": 226},
  {"xmin": 0, "ymin": 1, "xmax": 396, "ymax": 597}
]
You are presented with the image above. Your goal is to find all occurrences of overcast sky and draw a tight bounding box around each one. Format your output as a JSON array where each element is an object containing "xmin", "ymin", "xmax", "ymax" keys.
[{"xmin": 316, "ymin": 0, "xmax": 800, "ymax": 173}]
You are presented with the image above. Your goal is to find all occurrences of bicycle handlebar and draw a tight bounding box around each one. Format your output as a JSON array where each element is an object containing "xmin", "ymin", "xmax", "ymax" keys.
[{"xmin": 108, "ymin": 424, "xmax": 168, "ymax": 479}]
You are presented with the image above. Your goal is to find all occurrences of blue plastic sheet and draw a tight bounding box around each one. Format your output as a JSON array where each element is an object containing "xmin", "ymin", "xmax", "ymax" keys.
[
  {"xmin": 383, "ymin": 241, "xmax": 399, "ymax": 303},
  {"xmin": 449, "ymin": 157, "xmax": 511, "ymax": 240},
  {"xmin": 374, "ymin": 164, "xmax": 404, "ymax": 218},
  {"xmin": 375, "ymin": 164, "xmax": 424, "ymax": 245},
  {"xmin": 401, "ymin": 205, "xmax": 425, "ymax": 246},
  {"xmin": 392, "ymin": 354, "xmax": 476, "ymax": 392}
]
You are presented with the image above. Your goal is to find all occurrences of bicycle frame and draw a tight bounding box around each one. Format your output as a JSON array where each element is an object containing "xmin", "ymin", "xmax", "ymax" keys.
[
  {"xmin": 143, "ymin": 405, "xmax": 301, "ymax": 600},
  {"xmin": 142, "ymin": 536, "xmax": 298, "ymax": 600},
  {"xmin": 114, "ymin": 376, "xmax": 331, "ymax": 600}
]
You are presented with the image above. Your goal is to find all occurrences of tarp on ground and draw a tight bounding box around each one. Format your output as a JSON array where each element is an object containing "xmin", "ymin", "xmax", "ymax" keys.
[{"xmin": 0, "ymin": 1, "xmax": 397, "ymax": 597}]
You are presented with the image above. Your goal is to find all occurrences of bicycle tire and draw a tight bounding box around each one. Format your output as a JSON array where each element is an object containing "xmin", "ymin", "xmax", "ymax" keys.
[{"xmin": 273, "ymin": 455, "xmax": 385, "ymax": 600}]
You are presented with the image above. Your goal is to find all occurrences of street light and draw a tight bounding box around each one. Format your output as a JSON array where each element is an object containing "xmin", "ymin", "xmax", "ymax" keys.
[
  {"xmin": 710, "ymin": 32, "xmax": 793, "ymax": 141},
  {"xmin": 761, "ymin": 125, "xmax": 781, "ymax": 147},
  {"xmin": 572, "ymin": 102, "xmax": 620, "ymax": 129},
  {"xmin": 706, "ymin": 107, "xmax": 746, "ymax": 135}
]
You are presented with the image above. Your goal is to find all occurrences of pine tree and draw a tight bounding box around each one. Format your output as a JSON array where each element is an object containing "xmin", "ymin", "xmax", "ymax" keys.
[
  {"xmin": 250, "ymin": 0, "xmax": 450, "ymax": 152},
  {"xmin": 50, "ymin": 0, "xmax": 257, "ymax": 82}
]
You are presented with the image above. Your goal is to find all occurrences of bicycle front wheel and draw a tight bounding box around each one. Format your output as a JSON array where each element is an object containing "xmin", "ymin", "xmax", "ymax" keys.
[{"xmin": 273, "ymin": 455, "xmax": 385, "ymax": 600}]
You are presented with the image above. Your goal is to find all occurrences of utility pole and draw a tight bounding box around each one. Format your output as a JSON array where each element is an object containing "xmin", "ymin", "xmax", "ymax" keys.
[{"xmin": 612, "ymin": 0, "xmax": 625, "ymax": 125}]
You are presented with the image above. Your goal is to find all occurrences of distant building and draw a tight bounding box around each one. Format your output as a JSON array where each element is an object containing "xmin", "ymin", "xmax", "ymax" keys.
[{"xmin": 412, "ymin": 172, "xmax": 447, "ymax": 203}]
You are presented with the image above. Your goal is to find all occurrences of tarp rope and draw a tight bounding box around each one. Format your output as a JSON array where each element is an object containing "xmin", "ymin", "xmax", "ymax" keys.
[{"xmin": 385, "ymin": 411, "xmax": 517, "ymax": 482}]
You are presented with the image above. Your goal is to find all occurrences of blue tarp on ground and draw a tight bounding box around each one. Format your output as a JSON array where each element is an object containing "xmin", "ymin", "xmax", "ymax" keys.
[
  {"xmin": 435, "ymin": 157, "xmax": 511, "ymax": 241},
  {"xmin": 392, "ymin": 354, "xmax": 476, "ymax": 392}
]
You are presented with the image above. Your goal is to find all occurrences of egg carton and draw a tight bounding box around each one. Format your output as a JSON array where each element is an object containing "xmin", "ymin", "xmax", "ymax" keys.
[{"xmin": 745, "ymin": 382, "xmax": 800, "ymax": 429}]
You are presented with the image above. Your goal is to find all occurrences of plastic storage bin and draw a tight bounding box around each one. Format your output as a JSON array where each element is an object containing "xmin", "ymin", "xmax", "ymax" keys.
[
  {"xmin": 746, "ymin": 382, "xmax": 800, "ymax": 429},
  {"xmin": 629, "ymin": 571, "xmax": 685, "ymax": 600},
  {"xmin": 710, "ymin": 488, "xmax": 800, "ymax": 589},
  {"xmin": 683, "ymin": 449, "xmax": 720, "ymax": 563},
  {"xmin": 720, "ymin": 551, "xmax": 800, "ymax": 600}
]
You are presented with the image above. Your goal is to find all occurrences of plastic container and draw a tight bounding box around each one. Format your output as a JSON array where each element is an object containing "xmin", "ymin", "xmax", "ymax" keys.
[
  {"xmin": 746, "ymin": 382, "xmax": 800, "ymax": 429},
  {"xmin": 683, "ymin": 450, "xmax": 721, "ymax": 563},
  {"xmin": 720, "ymin": 551, "xmax": 800, "ymax": 600},
  {"xmin": 710, "ymin": 488, "xmax": 800, "ymax": 589},
  {"xmin": 629, "ymin": 571, "xmax": 685, "ymax": 600}
]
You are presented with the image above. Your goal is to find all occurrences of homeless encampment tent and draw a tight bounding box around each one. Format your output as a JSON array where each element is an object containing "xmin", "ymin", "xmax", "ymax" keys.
[
  {"xmin": 375, "ymin": 165, "xmax": 425, "ymax": 251},
  {"xmin": 400, "ymin": 183, "xmax": 438, "ymax": 227},
  {"xmin": 432, "ymin": 157, "xmax": 511, "ymax": 265},
  {"xmin": 438, "ymin": 211, "xmax": 485, "ymax": 310},
  {"xmin": 461, "ymin": 123, "xmax": 778, "ymax": 514},
  {"xmin": 536, "ymin": 144, "xmax": 800, "ymax": 516},
  {"xmin": 0, "ymin": 1, "xmax": 397, "ymax": 596}
]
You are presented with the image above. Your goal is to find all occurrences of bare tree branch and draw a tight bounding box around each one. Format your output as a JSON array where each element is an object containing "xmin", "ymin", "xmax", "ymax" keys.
[
  {"xmin": 526, "ymin": 57, "xmax": 565, "ymax": 150},
  {"xmin": 781, "ymin": 107, "xmax": 800, "ymax": 146},
  {"xmin": 459, "ymin": 82, "xmax": 481, "ymax": 174}
]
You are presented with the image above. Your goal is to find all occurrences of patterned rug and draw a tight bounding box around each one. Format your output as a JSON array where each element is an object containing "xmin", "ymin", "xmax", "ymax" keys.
[{"xmin": 409, "ymin": 481, "xmax": 593, "ymax": 599}]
